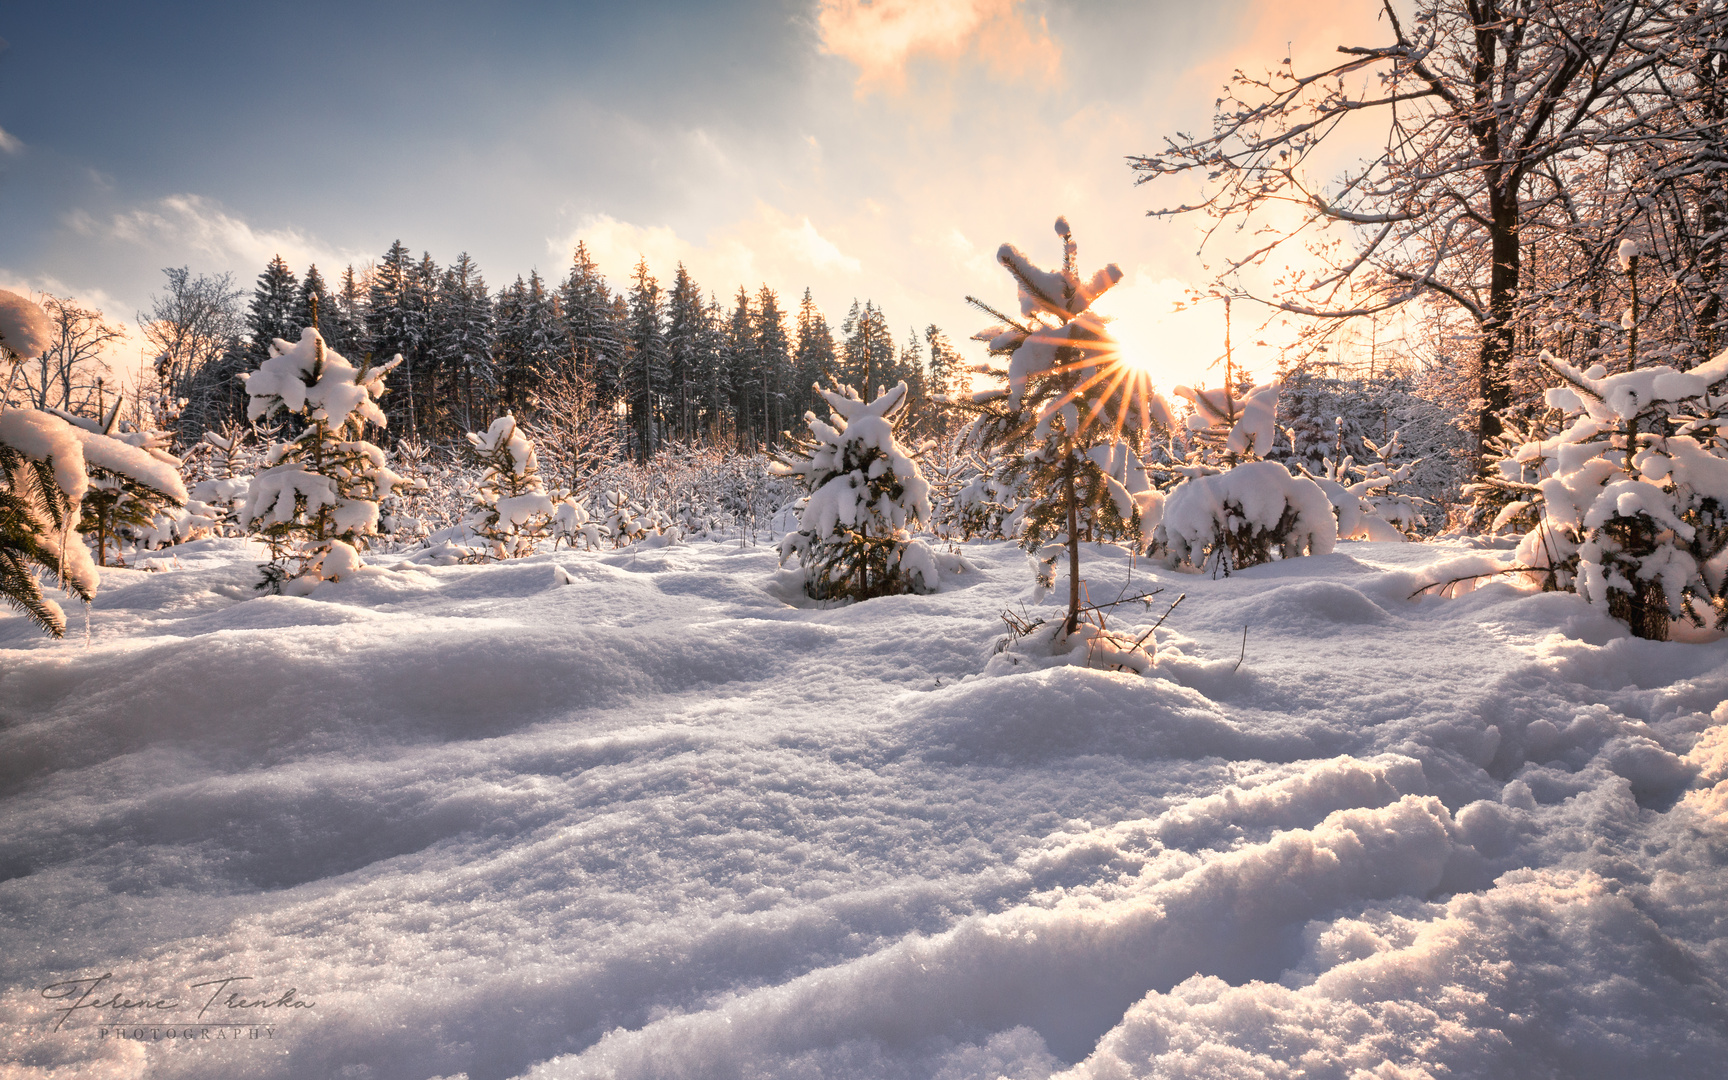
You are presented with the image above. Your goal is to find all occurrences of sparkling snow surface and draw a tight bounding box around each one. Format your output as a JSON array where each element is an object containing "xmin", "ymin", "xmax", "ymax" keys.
[{"xmin": 2, "ymin": 538, "xmax": 1726, "ymax": 1080}]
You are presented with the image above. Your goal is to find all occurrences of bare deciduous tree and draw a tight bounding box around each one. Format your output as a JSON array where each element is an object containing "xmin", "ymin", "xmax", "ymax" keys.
[
  {"xmin": 138, "ymin": 267, "xmax": 247, "ymax": 442},
  {"xmin": 10, "ymin": 296, "xmax": 124, "ymax": 414},
  {"xmin": 1130, "ymin": 0, "xmax": 1702, "ymax": 461}
]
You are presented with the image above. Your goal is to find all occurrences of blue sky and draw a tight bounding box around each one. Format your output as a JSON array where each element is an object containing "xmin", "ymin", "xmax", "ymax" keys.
[{"xmin": 0, "ymin": 0, "xmax": 1378, "ymax": 388}]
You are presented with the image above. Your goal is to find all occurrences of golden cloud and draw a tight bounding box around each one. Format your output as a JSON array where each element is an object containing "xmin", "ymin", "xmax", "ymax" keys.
[{"xmin": 816, "ymin": 0, "xmax": 1059, "ymax": 96}]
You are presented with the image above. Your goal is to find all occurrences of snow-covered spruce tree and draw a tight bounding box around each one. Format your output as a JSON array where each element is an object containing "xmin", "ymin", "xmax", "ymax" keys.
[
  {"xmin": 1475, "ymin": 349, "xmax": 1728, "ymax": 640},
  {"xmin": 238, "ymin": 327, "xmax": 408, "ymax": 593},
  {"xmin": 464, "ymin": 414, "xmax": 554, "ymax": 559},
  {"xmin": 184, "ymin": 424, "xmax": 261, "ymax": 537},
  {"xmin": 952, "ymin": 217, "xmax": 1169, "ymax": 656},
  {"xmin": 1152, "ymin": 378, "xmax": 1338, "ymax": 574},
  {"xmin": 2, "ymin": 290, "xmax": 188, "ymax": 633},
  {"xmin": 775, "ymin": 381, "xmax": 936, "ymax": 601}
]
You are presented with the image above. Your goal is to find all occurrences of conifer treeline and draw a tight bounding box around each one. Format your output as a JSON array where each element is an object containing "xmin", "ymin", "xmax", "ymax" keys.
[{"xmin": 232, "ymin": 241, "xmax": 967, "ymax": 458}]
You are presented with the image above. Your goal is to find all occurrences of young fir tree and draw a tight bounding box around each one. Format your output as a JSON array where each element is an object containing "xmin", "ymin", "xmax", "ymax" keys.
[
  {"xmin": 956, "ymin": 217, "xmax": 1169, "ymax": 636},
  {"xmin": 1152, "ymin": 376, "xmax": 1339, "ymax": 574},
  {"xmin": 464, "ymin": 414, "xmax": 554, "ymax": 559},
  {"xmin": 238, "ymin": 327, "xmax": 409, "ymax": 593},
  {"xmin": 775, "ymin": 381, "xmax": 936, "ymax": 601}
]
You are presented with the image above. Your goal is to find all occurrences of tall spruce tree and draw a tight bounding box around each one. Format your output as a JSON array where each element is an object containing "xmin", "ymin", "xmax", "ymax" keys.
[
  {"xmin": 493, "ymin": 276, "xmax": 532, "ymax": 415},
  {"xmin": 755, "ymin": 286, "xmax": 791, "ymax": 443},
  {"xmin": 522, "ymin": 270, "xmax": 563, "ymax": 399},
  {"xmin": 700, "ymin": 294, "xmax": 733, "ymax": 442},
  {"xmin": 292, "ymin": 265, "xmax": 333, "ymax": 344},
  {"xmin": 246, "ymin": 255, "xmax": 300, "ymax": 366},
  {"xmin": 624, "ymin": 259, "xmax": 667, "ymax": 462},
  {"xmin": 665, "ymin": 264, "xmax": 704, "ymax": 442},
  {"xmin": 330, "ymin": 265, "xmax": 366, "ymax": 358},
  {"xmin": 433, "ymin": 253, "xmax": 496, "ymax": 431},
  {"xmin": 367, "ymin": 241, "xmax": 419, "ymax": 434},
  {"xmin": 726, "ymin": 288, "xmax": 757, "ymax": 448},
  {"xmin": 841, "ymin": 300, "xmax": 895, "ymax": 400},
  {"xmin": 560, "ymin": 242, "xmax": 617, "ymax": 400},
  {"xmin": 794, "ymin": 289, "xmax": 838, "ymax": 425}
]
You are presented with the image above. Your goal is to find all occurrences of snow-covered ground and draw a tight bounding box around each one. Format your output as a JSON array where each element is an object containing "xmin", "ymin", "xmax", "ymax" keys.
[{"xmin": 2, "ymin": 536, "xmax": 1725, "ymax": 1080}]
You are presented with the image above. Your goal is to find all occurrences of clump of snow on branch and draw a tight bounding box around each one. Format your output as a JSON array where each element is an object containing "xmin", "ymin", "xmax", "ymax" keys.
[{"xmin": 0, "ymin": 289, "xmax": 53, "ymax": 360}]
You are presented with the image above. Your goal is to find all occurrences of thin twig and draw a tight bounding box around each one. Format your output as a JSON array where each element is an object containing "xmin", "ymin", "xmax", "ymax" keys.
[
  {"xmin": 1081, "ymin": 588, "xmax": 1166, "ymax": 616},
  {"xmin": 1408, "ymin": 565, "xmax": 1544, "ymax": 600},
  {"xmin": 1233, "ymin": 625, "xmax": 1247, "ymax": 673},
  {"xmin": 1130, "ymin": 592, "xmax": 1186, "ymax": 650}
]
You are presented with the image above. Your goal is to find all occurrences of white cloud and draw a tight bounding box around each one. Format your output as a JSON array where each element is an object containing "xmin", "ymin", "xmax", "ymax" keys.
[
  {"xmin": 0, "ymin": 125, "xmax": 23, "ymax": 154},
  {"xmin": 82, "ymin": 193, "xmax": 361, "ymax": 278},
  {"xmin": 779, "ymin": 217, "xmax": 862, "ymax": 274}
]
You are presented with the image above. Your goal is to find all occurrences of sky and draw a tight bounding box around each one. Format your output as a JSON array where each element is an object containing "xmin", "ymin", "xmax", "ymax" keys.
[{"xmin": 0, "ymin": 0, "xmax": 1386, "ymax": 392}]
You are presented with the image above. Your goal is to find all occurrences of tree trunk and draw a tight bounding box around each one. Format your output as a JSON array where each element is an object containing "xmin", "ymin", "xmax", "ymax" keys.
[
  {"xmin": 1064, "ymin": 441, "xmax": 1081, "ymax": 635},
  {"xmin": 1476, "ymin": 188, "xmax": 1521, "ymax": 465}
]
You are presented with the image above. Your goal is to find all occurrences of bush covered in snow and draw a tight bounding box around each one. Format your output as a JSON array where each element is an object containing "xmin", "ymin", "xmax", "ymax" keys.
[
  {"xmin": 1147, "ymin": 379, "xmax": 1340, "ymax": 575},
  {"xmin": 1156, "ymin": 460, "xmax": 1339, "ymax": 574},
  {"xmin": 1477, "ymin": 349, "xmax": 1728, "ymax": 639}
]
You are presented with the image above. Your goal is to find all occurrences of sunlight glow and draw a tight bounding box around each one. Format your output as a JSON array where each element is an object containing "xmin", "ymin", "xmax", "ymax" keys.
[{"xmin": 1093, "ymin": 272, "xmax": 1286, "ymax": 392}]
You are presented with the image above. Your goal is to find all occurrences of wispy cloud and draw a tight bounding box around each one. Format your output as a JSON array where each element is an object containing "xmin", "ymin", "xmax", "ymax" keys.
[
  {"xmin": 816, "ymin": 0, "xmax": 1059, "ymax": 96},
  {"xmin": 0, "ymin": 125, "xmax": 23, "ymax": 154},
  {"xmin": 75, "ymin": 193, "xmax": 360, "ymax": 277},
  {"xmin": 550, "ymin": 204, "xmax": 862, "ymax": 306}
]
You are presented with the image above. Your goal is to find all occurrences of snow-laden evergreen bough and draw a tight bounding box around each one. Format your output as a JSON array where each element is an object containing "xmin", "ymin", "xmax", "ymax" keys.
[
  {"xmin": 464, "ymin": 414, "xmax": 554, "ymax": 559},
  {"xmin": 1478, "ymin": 348, "xmax": 1728, "ymax": 639},
  {"xmin": 776, "ymin": 381, "xmax": 936, "ymax": 601},
  {"xmin": 952, "ymin": 217, "xmax": 1171, "ymax": 670},
  {"xmin": 47, "ymin": 396, "xmax": 201, "ymax": 564},
  {"xmin": 1, "ymin": 291, "xmax": 189, "ymax": 634},
  {"xmin": 239, "ymin": 327, "xmax": 409, "ymax": 593}
]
